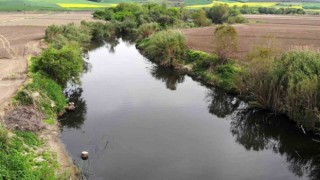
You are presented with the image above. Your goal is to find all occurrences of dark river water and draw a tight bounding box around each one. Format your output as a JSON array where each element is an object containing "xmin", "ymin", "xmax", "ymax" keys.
[{"xmin": 60, "ymin": 38, "xmax": 320, "ymax": 180}]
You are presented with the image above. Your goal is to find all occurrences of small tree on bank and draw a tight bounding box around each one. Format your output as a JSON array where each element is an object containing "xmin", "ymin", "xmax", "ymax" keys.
[{"xmin": 213, "ymin": 25, "xmax": 238, "ymax": 63}]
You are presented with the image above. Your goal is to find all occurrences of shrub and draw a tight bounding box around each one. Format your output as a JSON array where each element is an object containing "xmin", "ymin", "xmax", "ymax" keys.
[
  {"xmin": 185, "ymin": 50, "xmax": 218, "ymax": 71},
  {"xmin": 30, "ymin": 42, "xmax": 83, "ymax": 87},
  {"xmin": 45, "ymin": 23, "xmax": 92, "ymax": 48},
  {"xmin": 214, "ymin": 63, "xmax": 240, "ymax": 91},
  {"xmin": 192, "ymin": 9, "xmax": 211, "ymax": 27},
  {"xmin": 14, "ymin": 74, "xmax": 67, "ymax": 116},
  {"xmin": 227, "ymin": 15, "xmax": 247, "ymax": 24},
  {"xmin": 206, "ymin": 4, "xmax": 229, "ymax": 24},
  {"xmin": 206, "ymin": 5, "xmax": 246, "ymax": 24},
  {"xmin": 213, "ymin": 25, "xmax": 238, "ymax": 63},
  {"xmin": 243, "ymin": 48, "xmax": 320, "ymax": 130},
  {"xmin": 137, "ymin": 22, "xmax": 160, "ymax": 39},
  {"xmin": 81, "ymin": 21, "xmax": 116, "ymax": 40},
  {"xmin": 138, "ymin": 30, "xmax": 186, "ymax": 66}
]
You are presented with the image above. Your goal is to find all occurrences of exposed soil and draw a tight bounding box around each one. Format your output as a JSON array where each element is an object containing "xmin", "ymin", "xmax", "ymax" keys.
[
  {"xmin": 182, "ymin": 15, "xmax": 320, "ymax": 59},
  {"xmin": 4, "ymin": 106, "xmax": 44, "ymax": 132}
]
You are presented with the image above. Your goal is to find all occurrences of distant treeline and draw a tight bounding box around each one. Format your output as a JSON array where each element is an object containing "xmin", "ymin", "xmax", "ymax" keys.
[{"xmin": 238, "ymin": 5, "xmax": 305, "ymax": 14}]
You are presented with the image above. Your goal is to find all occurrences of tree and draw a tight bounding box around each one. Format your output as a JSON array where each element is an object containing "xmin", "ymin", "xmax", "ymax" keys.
[
  {"xmin": 192, "ymin": 9, "xmax": 211, "ymax": 27},
  {"xmin": 206, "ymin": 4, "xmax": 229, "ymax": 24},
  {"xmin": 213, "ymin": 25, "xmax": 238, "ymax": 63}
]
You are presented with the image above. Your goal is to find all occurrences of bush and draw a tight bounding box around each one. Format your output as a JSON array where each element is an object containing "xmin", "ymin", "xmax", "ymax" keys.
[
  {"xmin": 214, "ymin": 63, "xmax": 240, "ymax": 91},
  {"xmin": 213, "ymin": 25, "xmax": 238, "ymax": 63},
  {"xmin": 206, "ymin": 5, "xmax": 246, "ymax": 24},
  {"xmin": 81, "ymin": 21, "xmax": 116, "ymax": 40},
  {"xmin": 185, "ymin": 50, "xmax": 218, "ymax": 70},
  {"xmin": 137, "ymin": 22, "xmax": 160, "ymax": 39},
  {"xmin": 192, "ymin": 9, "xmax": 211, "ymax": 27},
  {"xmin": 243, "ymin": 49, "xmax": 320, "ymax": 130},
  {"xmin": 93, "ymin": 2, "xmax": 189, "ymax": 30},
  {"xmin": 14, "ymin": 74, "xmax": 67, "ymax": 117},
  {"xmin": 31, "ymin": 42, "xmax": 83, "ymax": 87},
  {"xmin": 138, "ymin": 30, "xmax": 186, "ymax": 66},
  {"xmin": 227, "ymin": 15, "xmax": 247, "ymax": 24},
  {"xmin": 45, "ymin": 23, "xmax": 92, "ymax": 48},
  {"xmin": 206, "ymin": 4, "xmax": 229, "ymax": 24}
]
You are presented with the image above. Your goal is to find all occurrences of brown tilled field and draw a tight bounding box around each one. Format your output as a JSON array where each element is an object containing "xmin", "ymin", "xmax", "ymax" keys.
[
  {"xmin": 0, "ymin": 12, "xmax": 95, "ymax": 105},
  {"xmin": 182, "ymin": 15, "xmax": 320, "ymax": 59}
]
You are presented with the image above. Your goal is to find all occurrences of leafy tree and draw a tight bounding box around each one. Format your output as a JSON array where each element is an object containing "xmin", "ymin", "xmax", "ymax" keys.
[
  {"xmin": 213, "ymin": 25, "xmax": 238, "ymax": 63},
  {"xmin": 192, "ymin": 9, "xmax": 211, "ymax": 27},
  {"xmin": 31, "ymin": 42, "xmax": 83, "ymax": 87},
  {"xmin": 206, "ymin": 4, "xmax": 229, "ymax": 24}
]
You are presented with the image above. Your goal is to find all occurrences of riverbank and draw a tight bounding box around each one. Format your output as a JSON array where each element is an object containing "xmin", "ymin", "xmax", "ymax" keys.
[
  {"xmin": 137, "ymin": 29, "xmax": 320, "ymax": 132},
  {"xmin": 0, "ymin": 12, "xmax": 99, "ymax": 179}
]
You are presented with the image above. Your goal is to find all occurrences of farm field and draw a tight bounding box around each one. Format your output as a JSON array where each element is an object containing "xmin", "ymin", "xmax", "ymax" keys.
[
  {"xmin": 182, "ymin": 14, "xmax": 320, "ymax": 59},
  {"xmin": 0, "ymin": 12, "xmax": 95, "ymax": 105},
  {"xmin": 0, "ymin": 0, "xmax": 319, "ymax": 11}
]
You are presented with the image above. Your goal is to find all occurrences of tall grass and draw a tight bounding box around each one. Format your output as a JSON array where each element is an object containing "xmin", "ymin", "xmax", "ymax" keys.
[
  {"xmin": 138, "ymin": 30, "xmax": 186, "ymax": 66},
  {"xmin": 242, "ymin": 48, "xmax": 320, "ymax": 130}
]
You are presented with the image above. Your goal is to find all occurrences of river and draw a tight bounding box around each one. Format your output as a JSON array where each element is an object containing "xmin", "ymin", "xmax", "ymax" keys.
[{"xmin": 59, "ymin": 38, "xmax": 320, "ymax": 180}]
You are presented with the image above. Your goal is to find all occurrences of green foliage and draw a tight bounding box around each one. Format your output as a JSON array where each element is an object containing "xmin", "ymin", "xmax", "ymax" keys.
[
  {"xmin": 44, "ymin": 119, "xmax": 55, "ymax": 125},
  {"xmin": 242, "ymin": 49, "xmax": 320, "ymax": 130},
  {"xmin": 206, "ymin": 5, "xmax": 246, "ymax": 24},
  {"xmin": 214, "ymin": 63, "xmax": 240, "ymax": 91},
  {"xmin": 45, "ymin": 23, "xmax": 92, "ymax": 48},
  {"xmin": 227, "ymin": 15, "xmax": 247, "ymax": 24},
  {"xmin": 185, "ymin": 50, "xmax": 218, "ymax": 70},
  {"xmin": 0, "ymin": 128, "xmax": 57, "ymax": 180},
  {"xmin": 214, "ymin": 25, "xmax": 238, "ymax": 63},
  {"xmin": 81, "ymin": 21, "xmax": 116, "ymax": 40},
  {"xmin": 192, "ymin": 9, "xmax": 211, "ymax": 27},
  {"xmin": 14, "ymin": 74, "xmax": 67, "ymax": 118},
  {"xmin": 137, "ymin": 22, "xmax": 161, "ymax": 39},
  {"xmin": 93, "ymin": 2, "xmax": 194, "ymax": 30},
  {"xmin": 258, "ymin": 7, "xmax": 305, "ymax": 14},
  {"xmin": 138, "ymin": 30, "xmax": 186, "ymax": 66},
  {"xmin": 31, "ymin": 42, "xmax": 83, "ymax": 87}
]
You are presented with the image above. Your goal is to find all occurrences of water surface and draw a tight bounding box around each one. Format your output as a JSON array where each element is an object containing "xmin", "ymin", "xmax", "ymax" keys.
[{"xmin": 60, "ymin": 39, "xmax": 320, "ymax": 180}]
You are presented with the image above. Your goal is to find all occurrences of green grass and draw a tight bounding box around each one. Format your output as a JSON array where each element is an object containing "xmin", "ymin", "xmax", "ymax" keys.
[
  {"xmin": 44, "ymin": 118, "xmax": 55, "ymax": 125},
  {"xmin": 0, "ymin": 127, "xmax": 57, "ymax": 179}
]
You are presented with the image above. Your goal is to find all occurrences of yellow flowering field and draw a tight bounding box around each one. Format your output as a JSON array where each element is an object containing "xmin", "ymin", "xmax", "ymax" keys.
[
  {"xmin": 57, "ymin": 3, "xmax": 115, "ymax": 8},
  {"xmin": 187, "ymin": 1, "xmax": 278, "ymax": 8}
]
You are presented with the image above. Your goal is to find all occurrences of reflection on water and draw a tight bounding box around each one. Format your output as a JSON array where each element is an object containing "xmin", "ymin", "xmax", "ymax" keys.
[
  {"xmin": 60, "ymin": 38, "xmax": 320, "ymax": 180},
  {"xmin": 205, "ymin": 89, "xmax": 241, "ymax": 118},
  {"xmin": 60, "ymin": 86, "xmax": 87, "ymax": 129},
  {"xmin": 150, "ymin": 65, "xmax": 185, "ymax": 90},
  {"xmin": 231, "ymin": 110, "xmax": 320, "ymax": 180}
]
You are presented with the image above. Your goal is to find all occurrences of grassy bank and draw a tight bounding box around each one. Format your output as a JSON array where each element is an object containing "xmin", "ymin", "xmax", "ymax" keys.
[{"xmin": 0, "ymin": 127, "xmax": 58, "ymax": 179}]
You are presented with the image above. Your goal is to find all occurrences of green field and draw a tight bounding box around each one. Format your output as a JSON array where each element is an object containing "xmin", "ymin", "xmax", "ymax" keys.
[{"xmin": 0, "ymin": 0, "xmax": 319, "ymax": 11}]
